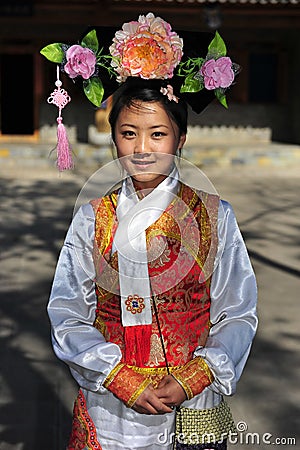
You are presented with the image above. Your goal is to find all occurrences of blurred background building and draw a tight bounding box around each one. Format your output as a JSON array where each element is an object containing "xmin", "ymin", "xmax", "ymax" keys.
[{"xmin": 0, "ymin": 0, "xmax": 300, "ymax": 166}]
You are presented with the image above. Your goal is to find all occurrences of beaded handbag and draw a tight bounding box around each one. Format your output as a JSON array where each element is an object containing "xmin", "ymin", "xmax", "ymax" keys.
[{"xmin": 175, "ymin": 400, "xmax": 236, "ymax": 449}]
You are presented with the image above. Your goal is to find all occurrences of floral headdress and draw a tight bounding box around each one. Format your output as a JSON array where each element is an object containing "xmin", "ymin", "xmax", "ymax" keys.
[{"xmin": 40, "ymin": 13, "xmax": 239, "ymax": 169}]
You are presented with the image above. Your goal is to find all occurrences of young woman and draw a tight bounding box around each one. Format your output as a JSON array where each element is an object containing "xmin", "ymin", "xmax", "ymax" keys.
[
  {"xmin": 47, "ymin": 77, "xmax": 257, "ymax": 450},
  {"xmin": 44, "ymin": 13, "xmax": 257, "ymax": 450}
]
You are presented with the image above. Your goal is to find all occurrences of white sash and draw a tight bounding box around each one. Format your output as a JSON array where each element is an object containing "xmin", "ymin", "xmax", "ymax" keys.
[{"xmin": 113, "ymin": 169, "xmax": 179, "ymax": 327}]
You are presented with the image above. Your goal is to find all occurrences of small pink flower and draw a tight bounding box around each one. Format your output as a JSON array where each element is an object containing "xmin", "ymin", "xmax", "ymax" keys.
[
  {"xmin": 200, "ymin": 56, "xmax": 234, "ymax": 90},
  {"xmin": 64, "ymin": 45, "xmax": 96, "ymax": 80},
  {"xmin": 160, "ymin": 85, "xmax": 179, "ymax": 103}
]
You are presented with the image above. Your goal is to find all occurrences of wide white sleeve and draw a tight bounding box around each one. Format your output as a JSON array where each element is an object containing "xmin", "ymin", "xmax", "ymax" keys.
[
  {"xmin": 194, "ymin": 200, "xmax": 258, "ymax": 396},
  {"xmin": 47, "ymin": 203, "xmax": 122, "ymax": 393}
]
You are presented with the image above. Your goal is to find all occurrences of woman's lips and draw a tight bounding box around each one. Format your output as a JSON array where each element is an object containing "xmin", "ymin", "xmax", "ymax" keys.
[
  {"xmin": 131, "ymin": 159, "xmax": 155, "ymax": 164},
  {"xmin": 130, "ymin": 160, "xmax": 156, "ymax": 168}
]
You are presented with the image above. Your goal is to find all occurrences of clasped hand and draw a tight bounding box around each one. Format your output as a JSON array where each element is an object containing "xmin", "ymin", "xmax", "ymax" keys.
[{"xmin": 132, "ymin": 375, "xmax": 187, "ymax": 415}]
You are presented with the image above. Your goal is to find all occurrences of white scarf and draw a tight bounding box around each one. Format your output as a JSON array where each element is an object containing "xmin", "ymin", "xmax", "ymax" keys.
[{"xmin": 113, "ymin": 168, "xmax": 179, "ymax": 327}]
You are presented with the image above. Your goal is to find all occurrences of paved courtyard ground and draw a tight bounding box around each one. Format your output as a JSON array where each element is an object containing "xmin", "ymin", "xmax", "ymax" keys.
[{"xmin": 0, "ymin": 162, "xmax": 299, "ymax": 449}]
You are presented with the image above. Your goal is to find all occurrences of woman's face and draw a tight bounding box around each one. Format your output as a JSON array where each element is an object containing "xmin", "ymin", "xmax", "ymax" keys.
[{"xmin": 114, "ymin": 101, "xmax": 186, "ymax": 190}]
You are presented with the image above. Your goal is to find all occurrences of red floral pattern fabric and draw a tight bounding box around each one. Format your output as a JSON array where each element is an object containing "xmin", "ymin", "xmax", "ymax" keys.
[
  {"xmin": 91, "ymin": 184, "xmax": 219, "ymax": 368},
  {"xmin": 68, "ymin": 390, "xmax": 102, "ymax": 450}
]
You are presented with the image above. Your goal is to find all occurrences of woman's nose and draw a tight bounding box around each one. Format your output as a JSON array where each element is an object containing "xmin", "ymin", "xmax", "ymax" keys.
[{"xmin": 134, "ymin": 135, "xmax": 148, "ymax": 154}]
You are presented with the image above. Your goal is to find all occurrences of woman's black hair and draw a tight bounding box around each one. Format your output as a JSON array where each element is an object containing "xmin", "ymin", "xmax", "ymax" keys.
[{"xmin": 109, "ymin": 77, "xmax": 188, "ymax": 142}]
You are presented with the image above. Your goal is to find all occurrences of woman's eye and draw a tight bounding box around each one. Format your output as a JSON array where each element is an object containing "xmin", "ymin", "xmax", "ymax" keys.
[
  {"xmin": 121, "ymin": 131, "xmax": 135, "ymax": 137},
  {"xmin": 152, "ymin": 131, "xmax": 166, "ymax": 138}
]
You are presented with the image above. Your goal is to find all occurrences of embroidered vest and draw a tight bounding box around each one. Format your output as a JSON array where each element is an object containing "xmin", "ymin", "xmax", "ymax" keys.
[{"xmin": 90, "ymin": 184, "xmax": 219, "ymax": 368}]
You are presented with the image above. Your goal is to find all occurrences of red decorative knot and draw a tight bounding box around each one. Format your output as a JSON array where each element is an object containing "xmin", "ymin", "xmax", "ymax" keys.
[{"xmin": 125, "ymin": 294, "xmax": 145, "ymax": 314}]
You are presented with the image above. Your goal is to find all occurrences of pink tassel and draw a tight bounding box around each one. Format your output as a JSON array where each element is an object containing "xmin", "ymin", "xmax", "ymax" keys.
[
  {"xmin": 56, "ymin": 117, "xmax": 73, "ymax": 171},
  {"xmin": 47, "ymin": 66, "xmax": 73, "ymax": 171}
]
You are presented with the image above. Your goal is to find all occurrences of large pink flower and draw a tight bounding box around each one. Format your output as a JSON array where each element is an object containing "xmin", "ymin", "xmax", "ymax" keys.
[
  {"xmin": 64, "ymin": 45, "xmax": 96, "ymax": 80},
  {"xmin": 109, "ymin": 12, "xmax": 183, "ymax": 82},
  {"xmin": 200, "ymin": 57, "xmax": 234, "ymax": 90}
]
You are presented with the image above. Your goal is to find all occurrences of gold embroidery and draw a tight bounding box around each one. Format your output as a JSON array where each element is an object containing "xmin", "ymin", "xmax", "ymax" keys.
[
  {"xmin": 148, "ymin": 236, "xmax": 171, "ymax": 268},
  {"xmin": 125, "ymin": 295, "xmax": 145, "ymax": 314},
  {"xmin": 146, "ymin": 184, "xmax": 219, "ymax": 270},
  {"xmin": 198, "ymin": 356, "xmax": 215, "ymax": 383},
  {"xmin": 94, "ymin": 315, "xmax": 107, "ymax": 336},
  {"xmin": 128, "ymin": 365, "xmax": 179, "ymax": 374},
  {"xmin": 172, "ymin": 357, "xmax": 214, "ymax": 400},
  {"xmin": 127, "ymin": 378, "xmax": 152, "ymax": 408},
  {"xmin": 104, "ymin": 364, "xmax": 151, "ymax": 407},
  {"xmin": 147, "ymin": 333, "xmax": 166, "ymax": 366},
  {"xmin": 95, "ymin": 252, "xmax": 120, "ymax": 302},
  {"xmin": 91, "ymin": 196, "xmax": 115, "ymax": 256},
  {"xmin": 129, "ymin": 365, "xmax": 180, "ymax": 388},
  {"xmin": 103, "ymin": 362, "xmax": 125, "ymax": 388}
]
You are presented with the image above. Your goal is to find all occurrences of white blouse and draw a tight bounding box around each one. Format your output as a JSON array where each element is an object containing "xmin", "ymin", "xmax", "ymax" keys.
[{"xmin": 48, "ymin": 198, "xmax": 258, "ymax": 449}]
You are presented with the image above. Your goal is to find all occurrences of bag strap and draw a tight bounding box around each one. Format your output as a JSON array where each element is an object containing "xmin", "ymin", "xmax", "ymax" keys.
[{"xmin": 152, "ymin": 294, "xmax": 170, "ymax": 375}]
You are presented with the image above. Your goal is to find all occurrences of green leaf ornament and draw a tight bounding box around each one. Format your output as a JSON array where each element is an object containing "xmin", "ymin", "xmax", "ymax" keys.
[
  {"xmin": 83, "ymin": 78, "xmax": 104, "ymax": 107},
  {"xmin": 81, "ymin": 29, "xmax": 99, "ymax": 54},
  {"xmin": 180, "ymin": 74, "xmax": 203, "ymax": 94},
  {"xmin": 208, "ymin": 31, "xmax": 227, "ymax": 59},
  {"xmin": 40, "ymin": 43, "xmax": 64, "ymax": 63},
  {"xmin": 215, "ymin": 89, "xmax": 228, "ymax": 108}
]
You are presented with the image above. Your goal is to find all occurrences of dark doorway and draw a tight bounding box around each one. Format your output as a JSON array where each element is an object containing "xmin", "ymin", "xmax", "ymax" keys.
[
  {"xmin": 249, "ymin": 53, "xmax": 278, "ymax": 103},
  {"xmin": 0, "ymin": 54, "xmax": 34, "ymax": 134}
]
